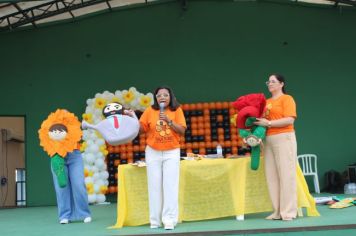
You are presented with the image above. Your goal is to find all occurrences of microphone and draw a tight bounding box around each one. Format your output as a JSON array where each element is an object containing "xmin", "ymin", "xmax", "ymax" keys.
[
  {"xmin": 159, "ymin": 102, "xmax": 165, "ymax": 125},
  {"xmin": 159, "ymin": 102, "xmax": 165, "ymax": 113}
]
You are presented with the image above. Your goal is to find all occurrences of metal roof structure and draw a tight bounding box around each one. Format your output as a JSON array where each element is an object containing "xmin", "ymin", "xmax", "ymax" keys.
[{"xmin": 0, "ymin": 0, "xmax": 355, "ymax": 32}]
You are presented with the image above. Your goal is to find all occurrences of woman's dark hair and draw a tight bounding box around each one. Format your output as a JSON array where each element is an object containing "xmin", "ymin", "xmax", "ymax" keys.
[
  {"xmin": 271, "ymin": 73, "xmax": 287, "ymax": 94},
  {"xmin": 152, "ymin": 86, "xmax": 180, "ymax": 111}
]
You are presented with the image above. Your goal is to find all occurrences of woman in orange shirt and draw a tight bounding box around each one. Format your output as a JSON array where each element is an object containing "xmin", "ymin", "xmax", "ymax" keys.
[
  {"xmin": 127, "ymin": 86, "xmax": 186, "ymax": 230},
  {"xmin": 254, "ymin": 74, "xmax": 298, "ymax": 221}
]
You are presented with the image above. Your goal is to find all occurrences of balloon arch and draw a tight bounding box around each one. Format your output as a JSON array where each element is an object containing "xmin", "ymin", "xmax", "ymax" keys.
[{"xmin": 81, "ymin": 87, "xmax": 153, "ymax": 204}]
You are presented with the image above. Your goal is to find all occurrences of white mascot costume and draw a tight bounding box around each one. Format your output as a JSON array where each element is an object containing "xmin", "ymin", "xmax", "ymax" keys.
[{"xmin": 82, "ymin": 102, "xmax": 139, "ymax": 145}]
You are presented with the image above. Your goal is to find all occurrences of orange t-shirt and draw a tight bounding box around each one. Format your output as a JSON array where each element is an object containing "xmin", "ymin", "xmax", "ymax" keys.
[
  {"xmin": 265, "ymin": 94, "xmax": 297, "ymax": 136},
  {"xmin": 140, "ymin": 106, "xmax": 186, "ymax": 151}
]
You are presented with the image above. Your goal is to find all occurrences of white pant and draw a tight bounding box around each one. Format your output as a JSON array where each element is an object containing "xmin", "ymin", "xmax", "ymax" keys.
[{"xmin": 145, "ymin": 146, "xmax": 180, "ymax": 226}]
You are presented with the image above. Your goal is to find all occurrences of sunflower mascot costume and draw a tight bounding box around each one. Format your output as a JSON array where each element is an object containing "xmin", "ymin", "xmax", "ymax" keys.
[
  {"xmin": 232, "ymin": 93, "xmax": 266, "ymax": 170},
  {"xmin": 38, "ymin": 109, "xmax": 91, "ymax": 224}
]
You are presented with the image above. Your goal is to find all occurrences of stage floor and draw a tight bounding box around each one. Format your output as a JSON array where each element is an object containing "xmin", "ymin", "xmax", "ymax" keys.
[{"xmin": 1, "ymin": 194, "xmax": 356, "ymax": 236}]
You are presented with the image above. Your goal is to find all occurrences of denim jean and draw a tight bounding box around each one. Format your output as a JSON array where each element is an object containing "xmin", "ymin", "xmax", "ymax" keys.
[{"xmin": 51, "ymin": 150, "xmax": 91, "ymax": 221}]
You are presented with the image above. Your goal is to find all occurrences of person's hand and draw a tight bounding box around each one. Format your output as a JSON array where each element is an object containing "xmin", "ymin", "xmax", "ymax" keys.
[
  {"xmin": 254, "ymin": 118, "xmax": 269, "ymax": 127},
  {"xmin": 124, "ymin": 109, "xmax": 135, "ymax": 118},
  {"xmin": 159, "ymin": 112, "xmax": 170, "ymax": 123}
]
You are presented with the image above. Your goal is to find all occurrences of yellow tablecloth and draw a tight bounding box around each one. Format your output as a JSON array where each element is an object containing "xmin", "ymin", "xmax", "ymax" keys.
[{"xmin": 111, "ymin": 157, "xmax": 319, "ymax": 228}]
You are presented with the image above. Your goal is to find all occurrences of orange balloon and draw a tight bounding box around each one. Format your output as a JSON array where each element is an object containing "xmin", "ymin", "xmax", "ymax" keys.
[
  {"xmin": 185, "ymin": 143, "xmax": 192, "ymax": 149},
  {"xmin": 114, "ymin": 146, "xmax": 120, "ymax": 153},
  {"xmin": 133, "ymin": 145, "xmax": 140, "ymax": 152},
  {"xmin": 139, "ymin": 144, "xmax": 146, "ymax": 151},
  {"xmin": 196, "ymin": 103, "xmax": 203, "ymax": 110},
  {"xmin": 222, "ymin": 102, "xmax": 229, "ymax": 109},
  {"xmin": 119, "ymin": 145, "xmax": 126, "ymax": 153},
  {"xmin": 189, "ymin": 103, "xmax": 196, "ymax": 110},
  {"xmin": 199, "ymin": 148, "xmax": 206, "ymax": 155},
  {"xmin": 198, "ymin": 123, "xmax": 205, "ymax": 129},
  {"xmin": 121, "ymin": 152, "xmax": 127, "ymax": 159},
  {"xmin": 209, "ymin": 102, "xmax": 216, "ymax": 109},
  {"xmin": 199, "ymin": 142, "xmax": 206, "ymax": 148},
  {"xmin": 232, "ymin": 146, "xmax": 238, "ymax": 154},
  {"xmin": 182, "ymin": 104, "xmax": 190, "ymax": 111},
  {"xmin": 224, "ymin": 140, "xmax": 231, "ymax": 147},
  {"xmin": 216, "ymin": 102, "xmax": 222, "ymax": 110},
  {"xmin": 192, "ymin": 142, "xmax": 199, "ymax": 149}
]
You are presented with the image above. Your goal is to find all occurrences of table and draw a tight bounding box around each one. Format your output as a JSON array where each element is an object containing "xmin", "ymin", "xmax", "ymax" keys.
[{"xmin": 111, "ymin": 157, "xmax": 319, "ymax": 228}]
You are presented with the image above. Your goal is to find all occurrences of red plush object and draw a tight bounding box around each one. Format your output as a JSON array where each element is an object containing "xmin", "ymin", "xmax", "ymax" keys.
[{"xmin": 232, "ymin": 93, "xmax": 266, "ymax": 129}]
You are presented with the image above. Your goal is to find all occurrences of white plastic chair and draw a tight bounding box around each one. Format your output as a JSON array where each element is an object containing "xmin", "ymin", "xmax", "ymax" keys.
[{"xmin": 297, "ymin": 154, "xmax": 320, "ymax": 194}]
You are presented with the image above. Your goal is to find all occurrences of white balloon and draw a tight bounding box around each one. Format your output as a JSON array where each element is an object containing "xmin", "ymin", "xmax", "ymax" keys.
[
  {"xmin": 86, "ymin": 139, "xmax": 94, "ymax": 147},
  {"xmin": 85, "ymin": 177, "xmax": 93, "ymax": 185},
  {"xmin": 104, "ymin": 180, "xmax": 109, "ymax": 186},
  {"xmin": 91, "ymin": 166, "xmax": 99, "ymax": 173},
  {"xmin": 96, "ymin": 138, "xmax": 105, "ymax": 146},
  {"xmin": 95, "ymin": 179, "xmax": 104, "ymax": 187},
  {"xmin": 93, "ymin": 172, "xmax": 101, "ymax": 181},
  {"xmin": 84, "ymin": 153, "xmax": 95, "ymax": 165},
  {"xmin": 87, "ymin": 144, "xmax": 99, "ymax": 153},
  {"xmin": 88, "ymin": 194, "xmax": 97, "ymax": 204},
  {"xmin": 86, "ymin": 99, "xmax": 94, "ymax": 106},
  {"xmin": 95, "ymin": 158, "xmax": 105, "ymax": 170},
  {"xmin": 96, "ymin": 194, "xmax": 106, "ymax": 203},
  {"xmin": 93, "ymin": 184, "xmax": 100, "ymax": 193},
  {"xmin": 100, "ymin": 171, "xmax": 109, "ymax": 180}
]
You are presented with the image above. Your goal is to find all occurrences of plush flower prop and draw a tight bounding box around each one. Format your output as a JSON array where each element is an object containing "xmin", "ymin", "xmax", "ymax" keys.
[
  {"xmin": 232, "ymin": 93, "xmax": 266, "ymax": 170},
  {"xmin": 38, "ymin": 109, "xmax": 82, "ymax": 187}
]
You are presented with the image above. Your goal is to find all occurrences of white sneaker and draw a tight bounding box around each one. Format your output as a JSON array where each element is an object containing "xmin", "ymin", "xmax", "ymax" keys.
[
  {"xmin": 164, "ymin": 222, "xmax": 174, "ymax": 230},
  {"xmin": 60, "ymin": 219, "xmax": 69, "ymax": 224},
  {"xmin": 150, "ymin": 225, "xmax": 160, "ymax": 229},
  {"xmin": 83, "ymin": 217, "xmax": 92, "ymax": 223}
]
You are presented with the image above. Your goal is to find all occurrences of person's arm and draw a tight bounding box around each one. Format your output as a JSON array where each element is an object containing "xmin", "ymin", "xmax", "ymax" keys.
[
  {"xmin": 254, "ymin": 117, "xmax": 295, "ymax": 128},
  {"xmin": 124, "ymin": 109, "xmax": 146, "ymax": 134},
  {"xmin": 159, "ymin": 113, "xmax": 186, "ymax": 135}
]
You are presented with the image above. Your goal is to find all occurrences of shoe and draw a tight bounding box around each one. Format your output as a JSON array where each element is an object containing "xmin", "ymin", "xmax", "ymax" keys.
[
  {"xmin": 83, "ymin": 217, "xmax": 92, "ymax": 223},
  {"xmin": 60, "ymin": 219, "xmax": 69, "ymax": 224},
  {"xmin": 282, "ymin": 217, "xmax": 293, "ymax": 221},
  {"xmin": 150, "ymin": 225, "xmax": 160, "ymax": 229},
  {"xmin": 164, "ymin": 222, "xmax": 175, "ymax": 230},
  {"xmin": 265, "ymin": 213, "xmax": 281, "ymax": 220}
]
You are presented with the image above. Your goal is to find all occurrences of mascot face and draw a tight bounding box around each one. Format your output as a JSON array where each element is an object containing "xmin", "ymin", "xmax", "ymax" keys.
[
  {"xmin": 48, "ymin": 124, "xmax": 68, "ymax": 141},
  {"xmin": 103, "ymin": 103, "xmax": 123, "ymax": 118}
]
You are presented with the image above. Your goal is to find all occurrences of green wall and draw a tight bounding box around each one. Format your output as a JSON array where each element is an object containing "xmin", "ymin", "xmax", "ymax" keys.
[{"xmin": 1, "ymin": 1, "xmax": 356, "ymax": 206}]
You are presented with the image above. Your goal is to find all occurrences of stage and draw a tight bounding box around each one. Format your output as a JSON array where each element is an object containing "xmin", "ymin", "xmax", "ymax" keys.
[{"xmin": 1, "ymin": 196, "xmax": 356, "ymax": 236}]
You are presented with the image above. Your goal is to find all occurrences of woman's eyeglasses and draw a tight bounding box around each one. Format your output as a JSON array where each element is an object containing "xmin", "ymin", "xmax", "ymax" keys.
[
  {"xmin": 265, "ymin": 81, "xmax": 280, "ymax": 86},
  {"xmin": 156, "ymin": 93, "xmax": 170, "ymax": 98}
]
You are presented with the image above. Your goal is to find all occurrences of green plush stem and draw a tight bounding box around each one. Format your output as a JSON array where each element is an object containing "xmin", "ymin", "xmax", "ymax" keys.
[
  {"xmin": 239, "ymin": 129, "xmax": 251, "ymax": 138},
  {"xmin": 51, "ymin": 154, "xmax": 67, "ymax": 188},
  {"xmin": 245, "ymin": 117, "xmax": 257, "ymax": 127},
  {"xmin": 251, "ymin": 126, "xmax": 266, "ymax": 139},
  {"xmin": 250, "ymin": 146, "xmax": 261, "ymax": 170}
]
